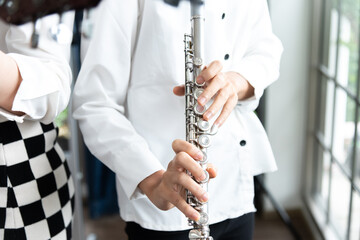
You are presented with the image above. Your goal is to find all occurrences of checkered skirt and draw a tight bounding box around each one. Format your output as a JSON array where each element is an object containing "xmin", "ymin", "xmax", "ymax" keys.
[{"xmin": 0, "ymin": 119, "xmax": 75, "ymax": 240}]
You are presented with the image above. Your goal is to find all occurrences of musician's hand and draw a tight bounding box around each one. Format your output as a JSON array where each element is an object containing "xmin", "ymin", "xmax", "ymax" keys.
[
  {"xmin": 173, "ymin": 60, "xmax": 254, "ymax": 127},
  {"xmin": 138, "ymin": 139, "xmax": 217, "ymax": 221}
]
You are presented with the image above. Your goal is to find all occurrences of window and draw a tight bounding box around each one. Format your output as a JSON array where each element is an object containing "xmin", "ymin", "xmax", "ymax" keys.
[{"xmin": 308, "ymin": 0, "xmax": 360, "ymax": 239}]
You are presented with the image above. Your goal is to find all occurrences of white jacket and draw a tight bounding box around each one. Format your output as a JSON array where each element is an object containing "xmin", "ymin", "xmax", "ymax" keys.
[{"xmin": 73, "ymin": 0, "xmax": 283, "ymax": 231}]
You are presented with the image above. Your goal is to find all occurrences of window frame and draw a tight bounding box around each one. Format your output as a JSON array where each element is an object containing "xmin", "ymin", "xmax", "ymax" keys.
[{"xmin": 305, "ymin": 0, "xmax": 360, "ymax": 239}]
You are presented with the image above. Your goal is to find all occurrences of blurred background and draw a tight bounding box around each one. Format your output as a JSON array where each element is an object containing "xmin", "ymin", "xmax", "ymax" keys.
[{"xmin": 54, "ymin": 0, "xmax": 360, "ymax": 239}]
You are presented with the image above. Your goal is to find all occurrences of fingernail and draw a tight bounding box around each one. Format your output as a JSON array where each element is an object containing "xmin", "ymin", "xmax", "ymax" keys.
[
  {"xmin": 201, "ymin": 172, "xmax": 207, "ymax": 180},
  {"xmin": 197, "ymin": 76, "xmax": 204, "ymax": 84},
  {"xmin": 196, "ymin": 172, "xmax": 206, "ymax": 182},
  {"xmin": 201, "ymin": 192, "xmax": 209, "ymax": 202},
  {"xmin": 198, "ymin": 96, "xmax": 206, "ymax": 105},
  {"xmin": 191, "ymin": 211, "xmax": 200, "ymax": 222},
  {"xmin": 204, "ymin": 111, "xmax": 213, "ymax": 120},
  {"xmin": 214, "ymin": 121, "xmax": 222, "ymax": 129},
  {"xmin": 212, "ymin": 122, "xmax": 220, "ymax": 132},
  {"xmin": 195, "ymin": 151, "xmax": 203, "ymax": 160}
]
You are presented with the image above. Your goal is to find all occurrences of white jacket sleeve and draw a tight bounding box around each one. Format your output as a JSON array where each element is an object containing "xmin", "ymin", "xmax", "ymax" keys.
[
  {"xmin": 231, "ymin": 0, "xmax": 283, "ymax": 113},
  {"xmin": 72, "ymin": 0, "xmax": 164, "ymax": 200},
  {"xmin": 0, "ymin": 13, "xmax": 74, "ymax": 123}
]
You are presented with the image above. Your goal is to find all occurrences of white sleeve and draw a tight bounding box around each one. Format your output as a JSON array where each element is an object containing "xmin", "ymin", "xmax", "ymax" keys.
[
  {"xmin": 1, "ymin": 13, "xmax": 74, "ymax": 124},
  {"xmin": 231, "ymin": 0, "xmax": 283, "ymax": 113},
  {"xmin": 72, "ymin": 0, "xmax": 164, "ymax": 200}
]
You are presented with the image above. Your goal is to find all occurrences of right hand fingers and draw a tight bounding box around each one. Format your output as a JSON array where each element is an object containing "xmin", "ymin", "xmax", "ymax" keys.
[
  {"xmin": 196, "ymin": 60, "xmax": 223, "ymax": 84},
  {"xmin": 165, "ymin": 188, "xmax": 200, "ymax": 221},
  {"xmin": 171, "ymin": 139, "xmax": 217, "ymax": 180},
  {"xmin": 172, "ymin": 139, "xmax": 203, "ymax": 160},
  {"xmin": 162, "ymin": 170, "xmax": 207, "ymax": 222},
  {"xmin": 164, "ymin": 169, "xmax": 209, "ymax": 203},
  {"xmin": 169, "ymin": 139, "xmax": 216, "ymax": 221},
  {"xmin": 170, "ymin": 151, "xmax": 207, "ymax": 182}
]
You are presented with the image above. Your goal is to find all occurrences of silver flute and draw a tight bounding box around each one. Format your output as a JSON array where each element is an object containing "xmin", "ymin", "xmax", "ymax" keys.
[{"xmin": 184, "ymin": 1, "xmax": 217, "ymax": 239}]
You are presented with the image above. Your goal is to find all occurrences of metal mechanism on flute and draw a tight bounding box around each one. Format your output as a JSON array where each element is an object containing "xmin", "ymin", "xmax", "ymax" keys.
[{"xmin": 185, "ymin": 1, "xmax": 217, "ymax": 239}]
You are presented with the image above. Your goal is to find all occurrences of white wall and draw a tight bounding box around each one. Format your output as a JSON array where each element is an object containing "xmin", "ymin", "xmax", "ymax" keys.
[{"xmin": 265, "ymin": 0, "xmax": 312, "ymax": 209}]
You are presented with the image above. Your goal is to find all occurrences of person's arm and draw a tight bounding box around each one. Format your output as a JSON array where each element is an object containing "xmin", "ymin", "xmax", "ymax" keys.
[
  {"xmin": 0, "ymin": 50, "xmax": 23, "ymax": 115},
  {"xmin": 0, "ymin": 13, "xmax": 74, "ymax": 123},
  {"xmin": 73, "ymin": 0, "xmax": 165, "ymax": 202}
]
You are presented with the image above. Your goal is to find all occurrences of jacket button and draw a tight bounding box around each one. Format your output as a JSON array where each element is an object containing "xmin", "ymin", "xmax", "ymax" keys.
[
  {"xmin": 240, "ymin": 140, "xmax": 246, "ymax": 146},
  {"xmin": 222, "ymin": 13, "xmax": 225, "ymax": 19},
  {"xmin": 224, "ymin": 54, "xmax": 230, "ymax": 60}
]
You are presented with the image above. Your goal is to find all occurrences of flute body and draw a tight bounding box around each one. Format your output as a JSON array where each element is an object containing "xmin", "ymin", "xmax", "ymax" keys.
[{"xmin": 184, "ymin": 1, "xmax": 216, "ymax": 239}]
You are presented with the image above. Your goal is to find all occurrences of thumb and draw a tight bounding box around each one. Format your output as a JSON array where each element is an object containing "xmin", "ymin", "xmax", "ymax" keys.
[
  {"xmin": 207, "ymin": 163, "xmax": 217, "ymax": 179},
  {"xmin": 173, "ymin": 85, "xmax": 185, "ymax": 96}
]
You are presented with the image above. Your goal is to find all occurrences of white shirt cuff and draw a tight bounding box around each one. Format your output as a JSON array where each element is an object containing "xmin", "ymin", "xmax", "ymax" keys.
[
  {"xmin": 0, "ymin": 108, "xmax": 25, "ymax": 123},
  {"xmin": 8, "ymin": 53, "xmax": 70, "ymax": 122}
]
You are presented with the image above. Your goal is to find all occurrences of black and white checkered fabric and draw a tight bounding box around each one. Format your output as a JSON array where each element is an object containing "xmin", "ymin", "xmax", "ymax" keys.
[{"xmin": 0, "ymin": 119, "xmax": 75, "ymax": 240}]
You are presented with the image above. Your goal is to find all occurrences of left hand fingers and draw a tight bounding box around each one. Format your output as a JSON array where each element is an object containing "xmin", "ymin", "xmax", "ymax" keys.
[
  {"xmin": 202, "ymin": 83, "xmax": 237, "ymax": 123},
  {"xmin": 197, "ymin": 72, "xmax": 227, "ymax": 106},
  {"xmin": 196, "ymin": 60, "xmax": 223, "ymax": 84},
  {"xmin": 213, "ymin": 96, "xmax": 238, "ymax": 127},
  {"xmin": 174, "ymin": 60, "xmax": 224, "ymax": 99}
]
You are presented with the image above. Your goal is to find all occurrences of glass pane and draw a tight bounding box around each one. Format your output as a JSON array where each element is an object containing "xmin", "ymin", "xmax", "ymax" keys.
[
  {"xmin": 350, "ymin": 191, "xmax": 360, "ymax": 240},
  {"xmin": 318, "ymin": 78, "xmax": 335, "ymax": 147},
  {"xmin": 338, "ymin": 0, "xmax": 359, "ymax": 96},
  {"xmin": 329, "ymin": 163, "xmax": 351, "ymax": 239},
  {"xmin": 321, "ymin": 0, "xmax": 338, "ymax": 76},
  {"xmin": 332, "ymin": 91, "xmax": 355, "ymax": 176}
]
